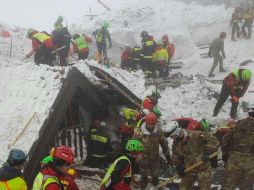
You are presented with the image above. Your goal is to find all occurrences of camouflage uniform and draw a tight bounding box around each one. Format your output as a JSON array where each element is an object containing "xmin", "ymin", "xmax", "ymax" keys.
[
  {"xmin": 208, "ymin": 37, "xmax": 225, "ymax": 76},
  {"xmin": 221, "ymin": 116, "xmax": 254, "ymax": 190},
  {"xmin": 172, "ymin": 131, "xmax": 219, "ymax": 190},
  {"xmin": 137, "ymin": 123, "xmax": 170, "ymax": 189}
]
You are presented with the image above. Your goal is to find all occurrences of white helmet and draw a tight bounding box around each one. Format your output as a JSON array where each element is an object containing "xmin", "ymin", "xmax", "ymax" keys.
[{"xmin": 162, "ymin": 121, "xmax": 181, "ymax": 137}]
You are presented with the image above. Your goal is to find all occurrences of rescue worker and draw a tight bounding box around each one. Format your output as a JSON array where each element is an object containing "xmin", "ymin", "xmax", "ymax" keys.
[
  {"xmin": 135, "ymin": 112, "xmax": 171, "ymax": 189},
  {"xmin": 153, "ymin": 42, "xmax": 169, "ymax": 78},
  {"xmin": 120, "ymin": 45, "xmax": 133, "ymax": 70},
  {"xmin": 93, "ymin": 22, "xmax": 112, "ymax": 64},
  {"xmin": 130, "ymin": 46, "xmax": 142, "ymax": 70},
  {"xmin": 88, "ymin": 121, "xmax": 113, "ymax": 169},
  {"xmin": 208, "ymin": 32, "xmax": 226, "ymax": 77},
  {"xmin": 231, "ymin": 7, "xmax": 241, "ymax": 41},
  {"xmin": 32, "ymin": 145, "xmax": 74, "ymax": 190},
  {"xmin": 0, "ymin": 149, "xmax": 27, "ymax": 190},
  {"xmin": 162, "ymin": 34, "xmax": 175, "ymax": 63},
  {"xmin": 72, "ymin": 34, "xmax": 92, "ymax": 60},
  {"xmin": 221, "ymin": 104, "xmax": 254, "ymax": 190},
  {"xmin": 26, "ymin": 29, "xmax": 55, "ymax": 66},
  {"xmin": 54, "ymin": 16, "xmax": 64, "ymax": 32},
  {"xmin": 175, "ymin": 118, "xmax": 210, "ymax": 132},
  {"xmin": 39, "ymin": 155, "xmax": 79, "ymax": 190},
  {"xmin": 100, "ymin": 139, "xmax": 144, "ymax": 190},
  {"xmin": 241, "ymin": 6, "xmax": 253, "ymax": 39},
  {"xmin": 140, "ymin": 31, "xmax": 156, "ymax": 77},
  {"xmin": 119, "ymin": 108, "xmax": 139, "ymax": 150},
  {"xmin": 52, "ymin": 27, "xmax": 71, "ymax": 66},
  {"xmin": 213, "ymin": 68, "xmax": 252, "ymax": 118},
  {"xmin": 142, "ymin": 91, "xmax": 161, "ymax": 111},
  {"xmin": 163, "ymin": 121, "xmax": 219, "ymax": 190}
]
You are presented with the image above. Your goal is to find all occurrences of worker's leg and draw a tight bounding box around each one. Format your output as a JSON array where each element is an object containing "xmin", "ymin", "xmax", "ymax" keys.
[{"xmin": 213, "ymin": 82, "xmax": 230, "ymax": 116}]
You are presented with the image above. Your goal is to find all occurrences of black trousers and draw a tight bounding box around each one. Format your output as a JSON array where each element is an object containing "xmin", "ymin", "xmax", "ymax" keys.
[
  {"xmin": 241, "ymin": 21, "xmax": 252, "ymax": 38},
  {"xmin": 231, "ymin": 23, "xmax": 240, "ymax": 40},
  {"xmin": 213, "ymin": 82, "xmax": 239, "ymax": 118},
  {"xmin": 34, "ymin": 46, "xmax": 55, "ymax": 66}
]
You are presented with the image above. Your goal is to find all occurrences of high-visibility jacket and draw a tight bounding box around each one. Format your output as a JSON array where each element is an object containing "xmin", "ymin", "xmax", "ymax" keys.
[
  {"xmin": 153, "ymin": 47, "xmax": 168, "ymax": 65},
  {"xmin": 32, "ymin": 172, "xmax": 60, "ymax": 190},
  {"xmin": 32, "ymin": 32, "xmax": 53, "ymax": 48},
  {"xmin": 101, "ymin": 156, "xmax": 132, "ymax": 188},
  {"xmin": 141, "ymin": 40, "xmax": 156, "ymax": 59},
  {"xmin": 131, "ymin": 47, "xmax": 142, "ymax": 61},
  {"xmin": 0, "ymin": 177, "xmax": 27, "ymax": 190},
  {"xmin": 73, "ymin": 36, "xmax": 88, "ymax": 51}
]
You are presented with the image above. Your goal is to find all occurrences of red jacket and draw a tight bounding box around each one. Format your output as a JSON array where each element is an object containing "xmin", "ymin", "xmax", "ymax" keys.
[
  {"xmin": 142, "ymin": 97, "xmax": 154, "ymax": 111},
  {"xmin": 40, "ymin": 166, "xmax": 61, "ymax": 190},
  {"xmin": 59, "ymin": 175, "xmax": 79, "ymax": 190},
  {"xmin": 224, "ymin": 73, "xmax": 250, "ymax": 97},
  {"xmin": 163, "ymin": 43, "xmax": 175, "ymax": 59},
  {"xmin": 121, "ymin": 50, "xmax": 131, "ymax": 62},
  {"xmin": 120, "ymin": 123, "xmax": 134, "ymax": 135},
  {"xmin": 175, "ymin": 118, "xmax": 202, "ymax": 131}
]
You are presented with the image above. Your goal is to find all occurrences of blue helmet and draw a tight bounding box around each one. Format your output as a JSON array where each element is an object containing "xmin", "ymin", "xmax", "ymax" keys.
[{"xmin": 8, "ymin": 149, "xmax": 27, "ymax": 166}]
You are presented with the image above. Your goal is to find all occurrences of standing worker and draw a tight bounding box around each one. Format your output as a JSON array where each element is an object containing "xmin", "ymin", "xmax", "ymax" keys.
[
  {"xmin": 93, "ymin": 21, "xmax": 112, "ymax": 65},
  {"xmin": 208, "ymin": 32, "xmax": 227, "ymax": 77},
  {"xmin": 0, "ymin": 149, "xmax": 27, "ymax": 190},
  {"xmin": 241, "ymin": 5, "xmax": 253, "ymax": 39},
  {"xmin": 54, "ymin": 16, "xmax": 64, "ymax": 33},
  {"xmin": 213, "ymin": 68, "xmax": 252, "ymax": 118},
  {"xmin": 153, "ymin": 42, "xmax": 169, "ymax": 78},
  {"xmin": 221, "ymin": 104, "xmax": 254, "ymax": 189},
  {"xmin": 231, "ymin": 7, "xmax": 241, "ymax": 41}
]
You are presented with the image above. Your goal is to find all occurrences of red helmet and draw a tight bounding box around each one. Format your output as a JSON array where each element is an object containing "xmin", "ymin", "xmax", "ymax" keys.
[
  {"xmin": 162, "ymin": 35, "xmax": 169, "ymax": 43},
  {"xmin": 53, "ymin": 146, "xmax": 74, "ymax": 164},
  {"xmin": 145, "ymin": 112, "xmax": 157, "ymax": 124}
]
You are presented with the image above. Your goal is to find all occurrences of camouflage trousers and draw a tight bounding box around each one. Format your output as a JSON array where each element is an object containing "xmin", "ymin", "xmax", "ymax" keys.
[
  {"xmin": 180, "ymin": 166, "xmax": 212, "ymax": 190},
  {"xmin": 139, "ymin": 159, "xmax": 160, "ymax": 190},
  {"xmin": 222, "ymin": 151, "xmax": 254, "ymax": 190}
]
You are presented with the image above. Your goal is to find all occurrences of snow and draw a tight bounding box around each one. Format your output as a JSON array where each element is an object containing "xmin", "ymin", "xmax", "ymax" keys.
[{"xmin": 0, "ymin": 0, "xmax": 254, "ymax": 188}]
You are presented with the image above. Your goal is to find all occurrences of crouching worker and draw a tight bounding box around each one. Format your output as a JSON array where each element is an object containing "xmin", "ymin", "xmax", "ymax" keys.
[{"xmin": 100, "ymin": 139, "xmax": 144, "ymax": 190}]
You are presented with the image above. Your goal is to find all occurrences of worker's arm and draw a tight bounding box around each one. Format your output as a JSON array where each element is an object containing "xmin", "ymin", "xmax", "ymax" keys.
[
  {"xmin": 240, "ymin": 81, "xmax": 250, "ymax": 97},
  {"xmin": 220, "ymin": 40, "xmax": 226, "ymax": 58},
  {"xmin": 159, "ymin": 132, "xmax": 171, "ymax": 161},
  {"xmin": 110, "ymin": 160, "xmax": 131, "ymax": 186}
]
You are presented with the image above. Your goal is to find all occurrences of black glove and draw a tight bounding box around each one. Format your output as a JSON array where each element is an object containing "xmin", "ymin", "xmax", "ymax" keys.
[
  {"xmin": 202, "ymin": 153, "xmax": 210, "ymax": 163},
  {"xmin": 176, "ymin": 164, "xmax": 185, "ymax": 177}
]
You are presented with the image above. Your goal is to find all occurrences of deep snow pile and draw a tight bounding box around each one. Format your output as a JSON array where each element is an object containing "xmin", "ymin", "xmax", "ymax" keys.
[{"xmin": 0, "ymin": 0, "xmax": 253, "ymax": 182}]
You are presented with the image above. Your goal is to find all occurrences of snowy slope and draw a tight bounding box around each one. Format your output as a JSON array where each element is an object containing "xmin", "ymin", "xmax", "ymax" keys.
[{"xmin": 0, "ymin": 0, "xmax": 253, "ymax": 173}]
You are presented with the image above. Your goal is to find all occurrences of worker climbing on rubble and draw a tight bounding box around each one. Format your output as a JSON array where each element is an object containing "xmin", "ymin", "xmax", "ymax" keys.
[
  {"xmin": 52, "ymin": 27, "xmax": 71, "ymax": 66},
  {"xmin": 231, "ymin": 7, "xmax": 241, "ymax": 41},
  {"xmin": 153, "ymin": 42, "xmax": 169, "ymax": 78},
  {"xmin": 134, "ymin": 112, "xmax": 171, "ymax": 189},
  {"xmin": 39, "ymin": 154, "xmax": 79, "ymax": 190},
  {"xmin": 87, "ymin": 121, "xmax": 113, "ymax": 169},
  {"xmin": 32, "ymin": 145, "xmax": 74, "ymax": 190},
  {"xmin": 72, "ymin": 34, "xmax": 92, "ymax": 60},
  {"xmin": 174, "ymin": 117, "xmax": 210, "ymax": 132},
  {"xmin": 163, "ymin": 121, "xmax": 219, "ymax": 190},
  {"xmin": 100, "ymin": 139, "xmax": 144, "ymax": 190},
  {"xmin": 26, "ymin": 29, "xmax": 55, "ymax": 66},
  {"xmin": 241, "ymin": 5, "xmax": 253, "ymax": 39},
  {"xmin": 140, "ymin": 31, "xmax": 157, "ymax": 77},
  {"xmin": 208, "ymin": 32, "xmax": 226, "ymax": 77},
  {"xmin": 142, "ymin": 91, "xmax": 161, "ymax": 111},
  {"xmin": 221, "ymin": 104, "xmax": 254, "ymax": 190},
  {"xmin": 93, "ymin": 21, "xmax": 112, "ymax": 65},
  {"xmin": 0, "ymin": 149, "xmax": 27, "ymax": 190},
  {"xmin": 213, "ymin": 68, "xmax": 252, "ymax": 118},
  {"xmin": 54, "ymin": 16, "xmax": 64, "ymax": 33}
]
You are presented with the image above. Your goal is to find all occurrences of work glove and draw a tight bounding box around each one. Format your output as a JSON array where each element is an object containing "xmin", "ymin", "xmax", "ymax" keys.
[
  {"xmin": 202, "ymin": 152, "xmax": 210, "ymax": 163},
  {"xmin": 231, "ymin": 96, "xmax": 239, "ymax": 103},
  {"xmin": 176, "ymin": 164, "xmax": 185, "ymax": 177}
]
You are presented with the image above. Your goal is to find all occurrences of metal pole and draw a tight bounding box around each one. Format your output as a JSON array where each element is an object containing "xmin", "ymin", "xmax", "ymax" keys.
[{"xmin": 9, "ymin": 36, "xmax": 12, "ymax": 57}]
